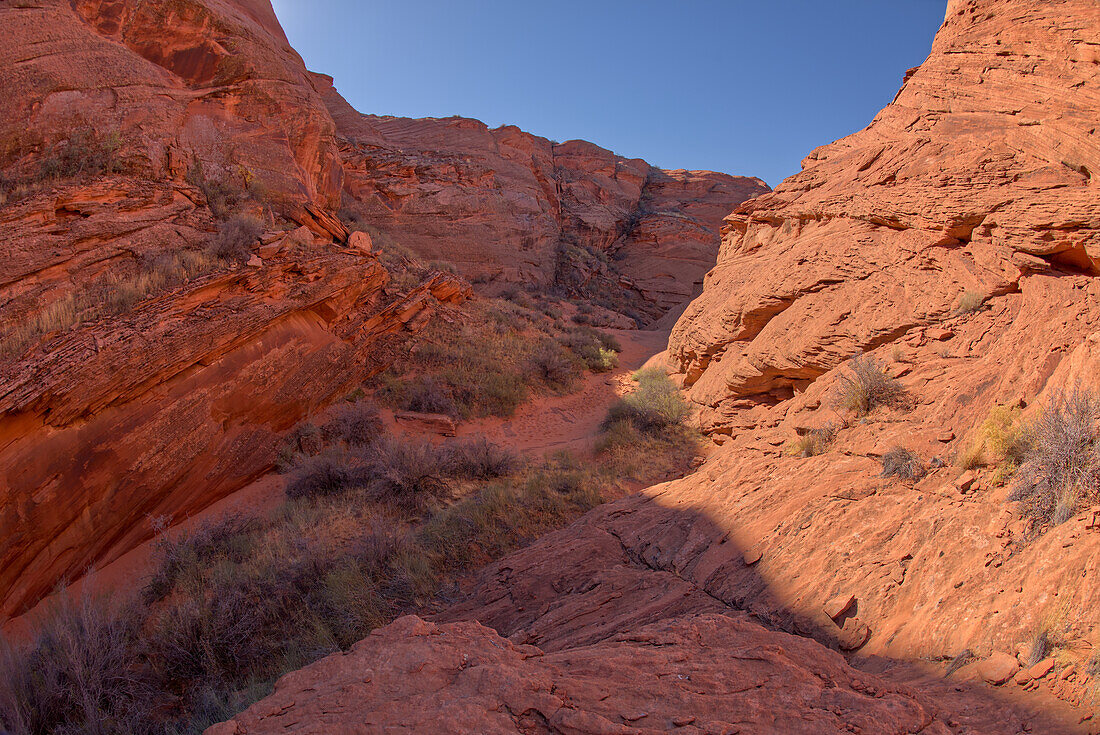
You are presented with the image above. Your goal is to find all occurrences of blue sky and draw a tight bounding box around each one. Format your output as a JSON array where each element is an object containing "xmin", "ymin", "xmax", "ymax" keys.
[{"xmin": 271, "ymin": 1, "xmax": 946, "ymax": 188}]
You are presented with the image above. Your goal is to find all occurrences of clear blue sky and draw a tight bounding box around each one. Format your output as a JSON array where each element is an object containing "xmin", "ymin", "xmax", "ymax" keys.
[{"xmin": 270, "ymin": 1, "xmax": 946, "ymax": 188}]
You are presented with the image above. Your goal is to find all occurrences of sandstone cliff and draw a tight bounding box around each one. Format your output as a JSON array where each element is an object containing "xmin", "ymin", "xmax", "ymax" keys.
[
  {"xmin": 0, "ymin": 0, "xmax": 471, "ymax": 618},
  {"xmin": 215, "ymin": 0, "xmax": 1100, "ymax": 730},
  {"xmin": 1, "ymin": 0, "xmax": 344, "ymax": 223},
  {"xmin": 319, "ymin": 75, "xmax": 768, "ymax": 313},
  {"xmin": 0, "ymin": 0, "xmax": 764, "ymax": 620}
]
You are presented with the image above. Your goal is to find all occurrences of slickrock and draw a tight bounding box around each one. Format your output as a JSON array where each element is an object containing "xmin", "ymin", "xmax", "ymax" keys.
[
  {"xmin": 318, "ymin": 75, "xmax": 769, "ymax": 311},
  {"xmin": 416, "ymin": 0, "xmax": 1100, "ymax": 727},
  {"xmin": 209, "ymin": 613, "xmax": 1035, "ymax": 735}
]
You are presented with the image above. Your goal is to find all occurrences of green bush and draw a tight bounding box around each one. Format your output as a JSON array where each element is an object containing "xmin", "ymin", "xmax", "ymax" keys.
[{"xmin": 604, "ymin": 368, "xmax": 690, "ymax": 434}]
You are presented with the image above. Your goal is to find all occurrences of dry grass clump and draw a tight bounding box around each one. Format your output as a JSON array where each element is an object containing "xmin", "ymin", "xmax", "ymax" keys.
[
  {"xmin": 836, "ymin": 354, "xmax": 905, "ymax": 416},
  {"xmin": 880, "ymin": 446, "xmax": 926, "ymax": 480},
  {"xmin": 956, "ymin": 404, "xmax": 1029, "ymax": 484},
  {"xmin": 1009, "ymin": 386, "xmax": 1100, "ymax": 528},
  {"xmin": 604, "ymin": 368, "xmax": 691, "ymax": 434},
  {"xmin": 955, "ymin": 290, "xmax": 986, "ymax": 315},
  {"xmin": 36, "ymin": 129, "xmax": 122, "ymax": 182},
  {"xmin": 788, "ymin": 423, "xmax": 837, "ymax": 458}
]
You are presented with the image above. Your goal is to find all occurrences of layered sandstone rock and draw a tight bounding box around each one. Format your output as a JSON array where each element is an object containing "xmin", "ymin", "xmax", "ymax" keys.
[
  {"xmin": 0, "ymin": 0, "xmax": 342, "ymax": 221},
  {"xmin": 319, "ymin": 75, "xmax": 769, "ymax": 311},
  {"xmin": 0, "ymin": 178, "xmax": 469, "ymax": 618},
  {"xmin": 669, "ymin": 0, "xmax": 1100, "ymax": 423},
  {"xmin": 209, "ymin": 614, "xmax": 1048, "ymax": 735},
  {"xmin": 0, "ymin": 0, "xmax": 764, "ymax": 620}
]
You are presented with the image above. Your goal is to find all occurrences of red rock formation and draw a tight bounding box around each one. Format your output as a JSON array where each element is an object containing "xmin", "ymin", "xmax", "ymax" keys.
[
  {"xmin": 209, "ymin": 614, "xmax": 1049, "ymax": 735},
  {"xmin": 0, "ymin": 0, "xmax": 342, "ymax": 219},
  {"xmin": 214, "ymin": 0, "xmax": 1100, "ymax": 728},
  {"xmin": 0, "ymin": 177, "xmax": 469, "ymax": 618},
  {"xmin": 319, "ymin": 75, "xmax": 768, "ymax": 311}
]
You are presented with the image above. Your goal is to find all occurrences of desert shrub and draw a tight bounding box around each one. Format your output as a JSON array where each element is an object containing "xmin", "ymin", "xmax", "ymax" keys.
[
  {"xmin": 446, "ymin": 437, "xmax": 520, "ymax": 480},
  {"xmin": 788, "ymin": 424, "xmax": 836, "ymax": 458},
  {"xmin": 604, "ymin": 367, "xmax": 690, "ymax": 434},
  {"xmin": 323, "ymin": 402, "xmax": 384, "ymax": 447},
  {"xmin": 186, "ymin": 160, "xmax": 252, "ymax": 220},
  {"xmin": 0, "ymin": 594, "xmax": 153, "ymax": 735},
  {"xmin": 277, "ymin": 422, "xmax": 323, "ymax": 471},
  {"xmin": 526, "ymin": 340, "xmax": 581, "ymax": 391},
  {"xmin": 396, "ymin": 375, "xmax": 458, "ymax": 416},
  {"xmin": 442, "ymin": 369, "xmax": 528, "ymax": 418},
  {"xmin": 1009, "ymin": 387, "xmax": 1100, "ymax": 528},
  {"xmin": 285, "ymin": 452, "xmax": 355, "ymax": 499},
  {"xmin": 561, "ymin": 327, "xmax": 620, "ymax": 372},
  {"xmin": 144, "ymin": 513, "xmax": 260, "ymax": 603},
  {"xmin": 359, "ymin": 438, "xmax": 451, "ymax": 511},
  {"xmin": 880, "ymin": 446, "xmax": 926, "ymax": 480},
  {"xmin": 36, "ymin": 129, "xmax": 122, "ymax": 182},
  {"xmin": 836, "ymin": 354, "xmax": 904, "ymax": 416},
  {"xmin": 428, "ymin": 260, "xmax": 458, "ymax": 274},
  {"xmin": 955, "ymin": 290, "xmax": 986, "ymax": 314},
  {"xmin": 210, "ymin": 215, "xmax": 262, "ymax": 262}
]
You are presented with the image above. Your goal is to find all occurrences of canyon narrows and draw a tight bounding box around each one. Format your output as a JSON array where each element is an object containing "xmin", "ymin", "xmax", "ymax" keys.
[{"xmin": 4, "ymin": 0, "xmax": 1100, "ymax": 734}]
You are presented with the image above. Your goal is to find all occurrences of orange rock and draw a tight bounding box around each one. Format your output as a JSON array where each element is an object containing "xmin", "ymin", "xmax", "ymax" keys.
[
  {"xmin": 208, "ymin": 613, "xmax": 1021, "ymax": 735},
  {"xmin": 1029, "ymin": 658, "xmax": 1055, "ymax": 680},
  {"xmin": 824, "ymin": 593, "xmax": 856, "ymax": 621},
  {"xmin": 317, "ymin": 75, "xmax": 768, "ymax": 314},
  {"xmin": 979, "ymin": 653, "xmax": 1020, "ymax": 686},
  {"xmin": 393, "ymin": 411, "xmax": 459, "ymax": 437}
]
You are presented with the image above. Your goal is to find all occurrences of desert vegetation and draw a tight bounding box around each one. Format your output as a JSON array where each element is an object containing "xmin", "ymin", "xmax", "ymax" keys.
[
  {"xmin": 955, "ymin": 290, "xmax": 986, "ymax": 315},
  {"xmin": 1008, "ymin": 387, "xmax": 1100, "ymax": 528},
  {"xmin": 787, "ymin": 423, "xmax": 837, "ymax": 458},
  {"xmin": 598, "ymin": 367, "xmax": 700, "ymax": 480},
  {"xmin": 956, "ymin": 404, "xmax": 1028, "ymax": 482},
  {"xmin": 835, "ymin": 353, "xmax": 905, "ymax": 416},
  {"xmin": 0, "ymin": 367, "xmax": 698, "ymax": 733},
  {"xmin": 0, "ymin": 249, "xmax": 228, "ymax": 359},
  {"xmin": 880, "ymin": 446, "xmax": 926, "ymax": 480},
  {"xmin": 375, "ymin": 298, "xmax": 623, "ymax": 419}
]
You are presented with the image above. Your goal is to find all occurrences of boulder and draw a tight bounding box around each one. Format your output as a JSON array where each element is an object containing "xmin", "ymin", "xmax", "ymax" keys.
[{"xmin": 978, "ymin": 653, "xmax": 1020, "ymax": 685}]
